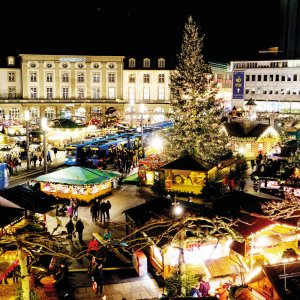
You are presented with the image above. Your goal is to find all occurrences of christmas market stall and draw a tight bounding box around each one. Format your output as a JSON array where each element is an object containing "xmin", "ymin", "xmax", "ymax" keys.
[
  {"xmin": 124, "ymin": 197, "xmax": 248, "ymax": 287},
  {"xmin": 35, "ymin": 166, "xmax": 121, "ymax": 202},
  {"xmin": 138, "ymin": 154, "xmax": 164, "ymax": 185},
  {"xmin": 223, "ymin": 121, "xmax": 281, "ymax": 159},
  {"xmin": 0, "ymin": 184, "xmax": 57, "ymax": 224},
  {"xmin": 160, "ymin": 155, "xmax": 217, "ymax": 194}
]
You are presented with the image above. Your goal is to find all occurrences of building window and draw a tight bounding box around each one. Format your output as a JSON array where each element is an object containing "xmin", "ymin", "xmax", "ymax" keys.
[
  {"xmin": 46, "ymin": 72, "xmax": 53, "ymax": 82},
  {"xmin": 45, "ymin": 107, "xmax": 55, "ymax": 119},
  {"xmin": 93, "ymin": 72, "xmax": 100, "ymax": 83},
  {"xmin": 246, "ymin": 75, "xmax": 250, "ymax": 81},
  {"xmin": 129, "ymin": 87, "xmax": 135, "ymax": 100},
  {"xmin": 275, "ymin": 90, "xmax": 279, "ymax": 94},
  {"xmin": 143, "ymin": 74, "xmax": 150, "ymax": 83},
  {"xmin": 281, "ymin": 89, "xmax": 285, "ymax": 94},
  {"xmin": 46, "ymin": 87, "xmax": 53, "ymax": 99},
  {"xmin": 276, "ymin": 75, "xmax": 279, "ymax": 81},
  {"xmin": 62, "ymin": 87, "xmax": 69, "ymax": 99},
  {"xmin": 158, "ymin": 87, "xmax": 165, "ymax": 100},
  {"xmin": 8, "ymin": 87, "xmax": 16, "ymax": 99},
  {"xmin": 91, "ymin": 107, "xmax": 102, "ymax": 118},
  {"xmin": 9, "ymin": 107, "xmax": 20, "ymax": 120},
  {"xmin": 77, "ymin": 72, "xmax": 84, "ymax": 82},
  {"xmin": 8, "ymin": 72, "xmax": 15, "ymax": 82},
  {"xmin": 158, "ymin": 58, "xmax": 165, "ymax": 68},
  {"xmin": 287, "ymin": 89, "xmax": 291, "ymax": 95},
  {"xmin": 251, "ymin": 75, "xmax": 255, "ymax": 81},
  {"xmin": 269, "ymin": 90, "xmax": 273, "ymax": 94},
  {"xmin": 93, "ymin": 63, "xmax": 99, "ymax": 68},
  {"xmin": 143, "ymin": 87, "xmax": 150, "ymax": 100},
  {"xmin": 143, "ymin": 58, "xmax": 150, "ymax": 68},
  {"xmin": 108, "ymin": 73, "xmax": 115, "ymax": 83},
  {"xmin": 129, "ymin": 74, "xmax": 135, "ymax": 83},
  {"xmin": 0, "ymin": 109, "xmax": 5, "ymax": 119},
  {"xmin": 293, "ymin": 90, "xmax": 297, "ymax": 95},
  {"xmin": 108, "ymin": 87, "xmax": 115, "ymax": 99},
  {"xmin": 245, "ymin": 88, "xmax": 250, "ymax": 94},
  {"xmin": 30, "ymin": 108, "xmax": 39, "ymax": 119},
  {"xmin": 30, "ymin": 72, "xmax": 37, "ymax": 82},
  {"xmin": 257, "ymin": 75, "xmax": 261, "ymax": 81},
  {"xmin": 62, "ymin": 72, "xmax": 69, "ymax": 82},
  {"xmin": 93, "ymin": 87, "xmax": 100, "ymax": 99},
  {"xmin": 158, "ymin": 74, "xmax": 165, "ymax": 83},
  {"xmin": 129, "ymin": 58, "xmax": 136, "ymax": 68},
  {"xmin": 281, "ymin": 75, "xmax": 285, "ymax": 81},
  {"xmin": 251, "ymin": 88, "xmax": 255, "ymax": 94},
  {"xmin": 263, "ymin": 75, "xmax": 267, "ymax": 81},
  {"xmin": 78, "ymin": 87, "xmax": 85, "ymax": 99},
  {"xmin": 287, "ymin": 75, "xmax": 292, "ymax": 81},
  {"xmin": 263, "ymin": 89, "xmax": 267, "ymax": 94},
  {"xmin": 30, "ymin": 87, "xmax": 37, "ymax": 99},
  {"xmin": 294, "ymin": 74, "xmax": 297, "ymax": 81},
  {"xmin": 269, "ymin": 74, "xmax": 274, "ymax": 81}
]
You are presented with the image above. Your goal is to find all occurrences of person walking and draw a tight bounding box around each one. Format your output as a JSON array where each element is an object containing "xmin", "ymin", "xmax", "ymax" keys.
[
  {"xmin": 198, "ymin": 275, "xmax": 210, "ymax": 297},
  {"xmin": 215, "ymin": 282, "xmax": 229, "ymax": 300},
  {"xmin": 53, "ymin": 147, "xmax": 58, "ymax": 158},
  {"xmin": 105, "ymin": 200, "xmax": 111, "ymax": 220},
  {"xmin": 99, "ymin": 200, "xmax": 106, "ymax": 223},
  {"xmin": 239, "ymin": 178, "xmax": 246, "ymax": 191},
  {"xmin": 75, "ymin": 218, "xmax": 84, "ymax": 244},
  {"xmin": 94, "ymin": 262, "xmax": 104, "ymax": 296},
  {"xmin": 88, "ymin": 256, "xmax": 98, "ymax": 282},
  {"xmin": 67, "ymin": 204, "xmax": 74, "ymax": 219},
  {"xmin": 65, "ymin": 217, "xmax": 75, "ymax": 241},
  {"xmin": 90, "ymin": 200, "xmax": 99, "ymax": 222}
]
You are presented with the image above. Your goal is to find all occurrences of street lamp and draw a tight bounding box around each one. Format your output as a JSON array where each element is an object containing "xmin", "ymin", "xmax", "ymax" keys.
[
  {"xmin": 41, "ymin": 118, "xmax": 48, "ymax": 174},
  {"xmin": 24, "ymin": 110, "xmax": 30, "ymax": 171},
  {"xmin": 140, "ymin": 104, "xmax": 145, "ymax": 153},
  {"xmin": 130, "ymin": 99, "xmax": 134, "ymax": 128}
]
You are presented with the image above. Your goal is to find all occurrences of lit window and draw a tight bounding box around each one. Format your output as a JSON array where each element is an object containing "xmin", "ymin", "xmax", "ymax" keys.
[
  {"xmin": 8, "ymin": 87, "xmax": 16, "ymax": 99},
  {"xmin": 77, "ymin": 72, "xmax": 84, "ymax": 82},
  {"xmin": 46, "ymin": 87, "xmax": 53, "ymax": 99},
  {"xmin": 93, "ymin": 87, "xmax": 100, "ymax": 99},
  {"xmin": 129, "ymin": 74, "xmax": 135, "ymax": 83},
  {"xmin": 78, "ymin": 87, "xmax": 85, "ymax": 99},
  {"xmin": 158, "ymin": 74, "xmax": 165, "ymax": 83},
  {"xmin": 93, "ymin": 72, "xmax": 100, "ymax": 83},
  {"xmin": 108, "ymin": 87, "xmax": 115, "ymax": 99},
  {"xmin": 143, "ymin": 87, "xmax": 150, "ymax": 100},
  {"xmin": 30, "ymin": 72, "xmax": 37, "ymax": 82},
  {"xmin": 8, "ymin": 72, "xmax": 15, "ymax": 82},
  {"xmin": 9, "ymin": 107, "xmax": 20, "ymax": 120},
  {"xmin": 158, "ymin": 58, "xmax": 165, "ymax": 68},
  {"xmin": 46, "ymin": 72, "xmax": 53, "ymax": 82},
  {"xmin": 30, "ymin": 87, "xmax": 37, "ymax": 99},
  {"xmin": 158, "ymin": 87, "xmax": 165, "ymax": 100},
  {"xmin": 62, "ymin": 87, "xmax": 69, "ymax": 99},
  {"xmin": 129, "ymin": 58, "xmax": 136, "ymax": 68},
  {"xmin": 62, "ymin": 72, "xmax": 69, "ymax": 82},
  {"xmin": 143, "ymin": 74, "xmax": 150, "ymax": 83},
  {"xmin": 143, "ymin": 58, "xmax": 150, "ymax": 68},
  {"xmin": 108, "ymin": 73, "xmax": 115, "ymax": 83},
  {"xmin": 0, "ymin": 109, "xmax": 5, "ymax": 119}
]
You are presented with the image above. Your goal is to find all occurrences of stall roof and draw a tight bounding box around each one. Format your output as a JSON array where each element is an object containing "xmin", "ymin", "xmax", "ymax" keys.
[
  {"xmin": 160, "ymin": 155, "xmax": 214, "ymax": 172},
  {"xmin": 49, "ymin": 118, "xmax": 87, "ymax": 129},
  {"xmin": 0, "ymin": 184, "xmax": 57, "ymax": 214},
  {"xmin": 223, "ymin": 122, "xmax": 271, "ymax": 138},
  {"xmin": 0, "ymin": 207, "xmax": 24, "ymax": 228},
  {"xmin": 35, "ymin": 166, "xmax": 121, "ymax": 185}
]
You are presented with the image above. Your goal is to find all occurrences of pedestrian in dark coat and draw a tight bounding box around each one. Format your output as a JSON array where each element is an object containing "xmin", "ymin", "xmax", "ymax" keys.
[
  {"xmin": 105, "ymin": 200, "xmax": 111, "ymax": 220},
  {"xmin": 239, "ymin": 178, "xmax": 246, "ymax": 191},
  {"xmin": 75, "ymin": 218, "xmax": 84, "ymax": 243},
  {"xmin": 65, "ymin": 218, "xmax": 74, "ymax": 241},
  {"xmin": 94, "ymin": 263, "xmax": 104, "ymax": 295},
  {"xmin": 90, "ymin": 200, "xmax": 99, "ymax": 222},
  {"xmin": 99, "ymin": 200, "xmax": 106, "ymax": 223}
]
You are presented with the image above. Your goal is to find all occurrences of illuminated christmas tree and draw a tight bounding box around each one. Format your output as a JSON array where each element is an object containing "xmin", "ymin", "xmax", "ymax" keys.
[{"xmin": 165, "ymin": 16, "xmax": 231, "ymax": 163}]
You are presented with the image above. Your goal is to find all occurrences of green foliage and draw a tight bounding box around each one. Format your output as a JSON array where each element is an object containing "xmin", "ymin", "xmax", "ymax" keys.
[
  {"xmin": 165, "ymin": 271, "xmax": 182, "ymax": 299},
  {"xmin": 164, "ymin": 15, "xmax": 231, "ymax": 164},
  {"xmin": 14, "ymin": 287, "xmax": 39, "ymax": 300}
]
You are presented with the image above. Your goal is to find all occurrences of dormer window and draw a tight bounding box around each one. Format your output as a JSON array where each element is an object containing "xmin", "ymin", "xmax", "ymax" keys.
[
  {"xmin": 108, "ymin": 63, "xmax": 115, "ymax": 69},
  {"xmin": 129, "ymin": 58, "xmax": 136, "ymax": 68},
  {"xmin": 158, "ymin": 58, "xmax": 165, "ymax": 68},
  {"xmin": 143, "ymin": 58, "xmax": 150, "ymax": 68}
]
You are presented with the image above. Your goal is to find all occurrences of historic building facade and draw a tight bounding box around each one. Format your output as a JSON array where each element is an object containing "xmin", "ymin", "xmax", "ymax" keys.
[{"xmin": 0, "ymin": 54, "xmax": 232, "ymax": 127}]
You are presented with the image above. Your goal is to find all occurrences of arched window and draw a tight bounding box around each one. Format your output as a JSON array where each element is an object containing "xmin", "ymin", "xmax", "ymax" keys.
[
  {"xmin": 29, "ymin": 107, "xmax": 39, "ymax": 119},
  {"xmin": 75, "ymin": 107, "xmax": 86, "ymax": 123},
  {"xmin": 0, "ymin": 109, "xmax": 5, "ymax": 120},
  {"xmin": 129, "ymin": 58, "xmax": 136, "ymax": 68},
  {"xmin": 143, "ymin": 58, "xmax": 150, "ymax": 68},
  {"xmin": 61, "ymin": 107, "xmax": 71, "ymax": 119},
  {"xmin": 45, "ymin": 107, "xmax": 55, "ymax": 119},
  {"xmin": 9, "ymin": 108, "xmax": 20, "ymax": 120},
  {"xmin": 158, "ymin": 58, "xmax": 165, "ymax": 68}
]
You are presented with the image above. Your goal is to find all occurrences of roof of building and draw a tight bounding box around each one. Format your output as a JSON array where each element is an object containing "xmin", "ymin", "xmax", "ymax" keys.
[
  {"xmin": 0, "ymin": 207, "xmax": 24, "ymax": 228},
  {"xmin": 160, "ymin": 155, "xmax": 214, "ymax": 172},
  {"xmin": 223, "ymin": 122, "xmax": 270, "ymax": 138}
]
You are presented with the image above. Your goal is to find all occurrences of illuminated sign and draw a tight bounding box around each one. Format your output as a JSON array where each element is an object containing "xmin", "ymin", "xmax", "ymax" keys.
[
  {"xmin": 232, "ymin": 71, "xmax": 245, "ymax": 100},
  {"xmin": 59, "ymin": 58, "xmax": 86, "ymax": 62}
]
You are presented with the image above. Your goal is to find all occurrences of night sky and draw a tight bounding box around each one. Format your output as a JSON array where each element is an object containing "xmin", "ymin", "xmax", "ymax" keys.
[{"xmin": 1, "ymin": 0, "xmax": 281, "ymax": 62}]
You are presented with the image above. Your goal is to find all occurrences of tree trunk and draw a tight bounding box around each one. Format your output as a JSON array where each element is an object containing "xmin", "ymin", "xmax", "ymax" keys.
[{"xmin": 18, "ymin": 247, "xmax": 30, "ymax": 300}]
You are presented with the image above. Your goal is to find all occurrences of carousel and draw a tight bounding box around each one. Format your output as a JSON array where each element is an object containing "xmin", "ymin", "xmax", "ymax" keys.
[{"xmin": 35, "ymin": 166, "xmax": 121, "ymax": 202}]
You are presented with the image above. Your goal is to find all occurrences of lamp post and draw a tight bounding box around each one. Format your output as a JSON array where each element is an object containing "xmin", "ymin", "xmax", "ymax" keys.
[
  {"xmin": 24, "ymin": 110, "xmax": 30, "ymax": 171},
  {"xmin": 140, "ymin": 104, "xmax": 145, "ymax": 153},
  {"xmin": 41, "ymin": 118, "xmax": 48, "ymax": 174},
  {"xmin": 130, "ymin": 99, "xmax": 134, "ymax": 128}
]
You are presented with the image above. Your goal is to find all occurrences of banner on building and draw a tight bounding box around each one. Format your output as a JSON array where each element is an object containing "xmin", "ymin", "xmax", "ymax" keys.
[{"xmin": 232, "ymin": 71, "xmax": 244, "ymax": 100}]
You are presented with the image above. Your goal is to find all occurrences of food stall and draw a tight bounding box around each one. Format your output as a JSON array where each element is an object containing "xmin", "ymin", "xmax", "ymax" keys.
[
  {"xmin": 35, "ymin": 166, "xmax": 121, "ymax": 202},
  {"xmin": 138, "ymin": 154, "xmax": 164, "ymax": 185}
]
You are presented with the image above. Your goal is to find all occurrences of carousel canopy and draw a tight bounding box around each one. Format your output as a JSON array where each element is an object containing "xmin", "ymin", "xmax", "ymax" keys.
[
  {"xmin": 35, "ymin": 166, "xmax": 121, "ymax": 185},
  {"xmin": 0, "ymin": 184, "xmax": 57, "ymax": 214}
]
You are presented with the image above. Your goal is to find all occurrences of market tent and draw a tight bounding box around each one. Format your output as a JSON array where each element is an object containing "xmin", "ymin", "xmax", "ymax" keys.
[
  {"xmin": 0, "ymin": 207, "xmax": 24, "ymax": 228},
  {"xmin": 0, "ymin": 184, "xmax": 57, "ymax": 214},
  {"xmin": 49, "ymin": 118, "xmax": 87, "ymax": 129},
  {"xmin": 35, "ymin": 166, "xmax": 121, "ymax": 185}
]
